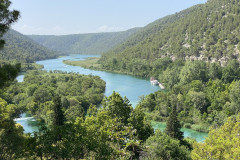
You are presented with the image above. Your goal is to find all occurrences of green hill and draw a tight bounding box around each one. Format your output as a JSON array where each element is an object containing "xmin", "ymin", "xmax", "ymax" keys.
[
  {"xmin": 0, "ymin": 29, "xmax": 57, "ymax": 63},
  {"xmin": 99, "ymin": 0, "xmax": 240, "ymax": 77},
  {"xmin": 27, "ymin": 28, "xmax": 139, "ymax": 55}
]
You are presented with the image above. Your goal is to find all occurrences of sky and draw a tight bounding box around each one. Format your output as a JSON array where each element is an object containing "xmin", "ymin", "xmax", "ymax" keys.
[{"xmin": 10, "ymin": 0, "xmax": 207, "ymax": 35}]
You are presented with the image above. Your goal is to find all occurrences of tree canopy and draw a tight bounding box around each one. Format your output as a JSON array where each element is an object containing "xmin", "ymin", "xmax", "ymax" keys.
[
  {"xmin": 192, "ymin": 114, "xmax": 240, "ymax": 159},
  {"xmin": 0, "ymin": 0, "xmax": 19, "ymax": 48}
]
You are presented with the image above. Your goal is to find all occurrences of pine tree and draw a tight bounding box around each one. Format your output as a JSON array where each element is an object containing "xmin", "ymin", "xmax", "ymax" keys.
[
  {"xmin": 0, "ymin": 0, "xmax": 20, "ymax": 88},
  {"xmin": 165, "ymin": 106, "xmax": 184, "ymax": 142},
  {"xmin": 52, "ymin": 94, "xmax": 65, "ymax": 127},
  {"xmin": 0, "ymin": 0, "xmax": 20, "ymax": 48}
]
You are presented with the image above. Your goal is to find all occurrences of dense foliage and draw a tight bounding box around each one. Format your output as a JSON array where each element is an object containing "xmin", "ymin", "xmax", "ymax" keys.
[
  {"xmin": 165, "ymin": 106, "xmax": 184, "ymax": 142},
  {"xmin": 192, "ymin": 114, "xmax": 240, "ymax": 159},
  {"xmin": 0, "ymin": 98, "xmax": 25, "ymax": 160},
  {"xmin": 0, "ymin": 0, "xmax": 20, "ymax": 90},
  {"xmin": 0, "ymin": 2, "xmax": 25, "ymax": 158},
  {"xmin": 28, "ymin": 28, "xmax": 139, "ymax": 55},
  {"xmin": 0, "ymin": 30, "xmax": 57, "ymax": 63},
  {"xmin": 144, "ymin": 130, "xmax": 191, "ymax": 160},
  {"xmin": 1, "ymin": 87, "xmax": 156, "ymax": 159},
  {"xmin": 0, "ymin": 0, "xmax": 19, "ymax": 48},
  {"xmin": 0, "ymin": 62, "xmax": 20, "ymax": 88},
  {"xmin": 6, "ymin": 70, "xmax": 106, "ymax": 124},
  {"xmin": 99, "ymin": 0, "xmax": 240, "ymax": 76},
  {"xmin": 140, "ymin": 59, "xmax": 240, "ymax": 132}
]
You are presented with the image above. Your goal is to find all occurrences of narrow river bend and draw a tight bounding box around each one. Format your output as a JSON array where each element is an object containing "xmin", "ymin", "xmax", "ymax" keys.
[{"xmin": 16, "ymin": 55, "xmax": 208, "ymax": 142}]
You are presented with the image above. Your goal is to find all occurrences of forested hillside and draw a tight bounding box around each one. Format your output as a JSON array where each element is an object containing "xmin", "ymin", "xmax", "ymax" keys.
[
  {"xmin": 99, "ymin": 0, "xmax": 240, "ymax": 75},
  {"xmin": 27, "ymin": 28, "xmax": 139, "ymax": 55},
  {"xmin": 104, "ymin": 4, "xmax": 197, "ymax": 56},
  {"xmin": 0, "ymin": 29, "xmax": 57, "ymax": 63}
]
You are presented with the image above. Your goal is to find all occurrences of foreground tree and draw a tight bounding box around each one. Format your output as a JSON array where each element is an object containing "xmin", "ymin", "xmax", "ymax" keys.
[
  {"xmin": 0, "ymin": 0, "xmax": 20, "ymax": 48},
  {"xmin": 0, "ymin": 1, "xmax": 23, "ymax": 159},
  {"xmin": 144, "ymin": 130, "xmax": 191, "ymax": 160},
  {"xmin": 102, "ymin": 91, "xmax": 132, "ymax": 124},
  {"xmin": 192, "ymin": 114, "xmax": 240, "ymax": 159},
  {"xmin": 52, "ymin": 94, "xmax": 65, "ymax": 127},
  {"xmin": 0, "ymin": 0, "xmax": 20, "ymax": 87},
  {"xmin": 165, "ymin": 106, "xmax": 184, "ymax": 142},
  {"xmin": 128, "ymin": 105, "xmax": 154, "ymax": 142},
  {"xmin": 0, "ymin": 98, "xmax": 25, "ymax": 159}
]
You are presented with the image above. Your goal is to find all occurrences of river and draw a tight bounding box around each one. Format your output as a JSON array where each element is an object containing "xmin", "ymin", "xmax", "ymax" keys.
[{"xmin": 16, "ymin": 55, "xmax": 208, "ymax": 141}]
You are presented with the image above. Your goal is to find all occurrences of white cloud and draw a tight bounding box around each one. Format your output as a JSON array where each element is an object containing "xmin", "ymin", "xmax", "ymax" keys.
[
  {"xmin": 97, "ymin": 25, "xmax": 127, "ymax": 33},
  {"xmin": 12, "ymin": 24, "xmax": 66, "ymax": 35}
]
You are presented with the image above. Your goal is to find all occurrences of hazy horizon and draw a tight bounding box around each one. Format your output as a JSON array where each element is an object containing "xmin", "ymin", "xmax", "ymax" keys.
[{"xmin": 11, "ymin": 0, "xmax": 207, "ymax": 35}]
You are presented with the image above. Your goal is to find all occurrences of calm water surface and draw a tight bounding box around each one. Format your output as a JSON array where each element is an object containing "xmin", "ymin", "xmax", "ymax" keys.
[
  {"xmin": 151, "ymin": 121, "xmax": 208, "ymax": 142},
  {"xmin": 36, "ymin": 55, "xmax": 160, "ymax": 106},
  {"xmin": 16, "ymin": 55, "xmax": 208, "ymax": 141},
  {"xmin": 16, "ymin": 73, "xmax": 24, "ymax": 82},
  {"xmin": 15, "ymin": 113, "xmax": 40, "ymax": 133}
]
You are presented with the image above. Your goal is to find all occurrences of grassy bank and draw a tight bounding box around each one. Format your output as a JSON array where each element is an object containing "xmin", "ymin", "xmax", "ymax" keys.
[
  {"xmin": 63, "ymin": 57, "xmax": 101, "ymax": 68},
  {"xmin": 63, "ymin": 57, "xmax": 151, "ymax": 78}
]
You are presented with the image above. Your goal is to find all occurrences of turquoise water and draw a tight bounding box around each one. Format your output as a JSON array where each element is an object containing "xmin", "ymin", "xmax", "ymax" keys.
[
  {"xmin": 16, "ymin": 55, "xmax": 208, "ymax": 141},
  {"xmin": 15, "ymin": 113, "xmax": 40, "ymax": 134},
  {"xmin": 36, "ymin": 55, "xmax": 160, "ymax": 107},
  {"xmin": 16, "ymin": 73, "xmax": 24, "ymax": 82},
  {"xmin": 151, "ymin": 121, "xmax": 208, "ymax": 142}
]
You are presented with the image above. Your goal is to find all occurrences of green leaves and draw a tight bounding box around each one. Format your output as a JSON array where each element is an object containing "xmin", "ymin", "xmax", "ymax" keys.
[
  {"xmin": 0, "ymin": 63, "xmax": 20, "ymax": 88},
  {"xmin": 192, "ymin": 114, "xmax": 240, "ymax": 159},
  {"xmin": 165, "ymin": 106, "xmax": 184, "ymax": 142},
  {"xmin": 11, "ymin": 71, "xmax": 106, "ymax": 125},
  {"xmin": 0, "ymin": 0, "xmax": 20, "ymax": 49},
  {"xmin": 129, "ymin": 105, "xmax": 154, "ymax": 142},
  {"xmin": 102, "ymin": 91, "xmax": 133, "ymax": 125},
  {"xmin": 0, "ymin": 98, "xmax": 26, "ymax": 159},
  {"xmin": 145, "ymin": 130, "xmax": 191, "ymax": 160}
]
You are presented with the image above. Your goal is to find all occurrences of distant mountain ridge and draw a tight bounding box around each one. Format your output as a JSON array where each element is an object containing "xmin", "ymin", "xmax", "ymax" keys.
[
  {"xmin": 27, "ymin": 28, "xmax": 139, "ymax": 55},
  {"xmin": 0, "ymin": 29, "xmax": 57, "ymax": 63}
]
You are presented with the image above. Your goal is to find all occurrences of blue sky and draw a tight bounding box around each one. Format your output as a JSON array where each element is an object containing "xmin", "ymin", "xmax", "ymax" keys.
[{"xmin": 11, "ymin": 0, "xmax": 207, "ymax": 35}]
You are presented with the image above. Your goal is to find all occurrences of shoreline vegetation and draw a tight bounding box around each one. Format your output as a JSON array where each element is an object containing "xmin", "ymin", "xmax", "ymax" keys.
[
  {"xmin": 62, "ymin": 57, "xmax": 210, "ymax": 133},
  {"xmin": 62, "ymin": 55, "xmax": 240, "ymax": 134},
  {"xmin": 62, "ymin": 57, "xmax": 150, "ymax": 79},
  {"xmin": 62, "ymin": 57, "xmax": 151, "ymax": 77}
]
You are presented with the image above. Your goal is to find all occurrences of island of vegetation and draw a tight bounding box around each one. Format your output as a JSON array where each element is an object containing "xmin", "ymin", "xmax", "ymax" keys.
[{"xmin": 63, "ymin": 57, "xmax": 101, "ymax": 68}]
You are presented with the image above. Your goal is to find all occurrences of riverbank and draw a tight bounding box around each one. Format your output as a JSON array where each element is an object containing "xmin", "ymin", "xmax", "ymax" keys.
[
  {"xmin": 16, "ymin": 112, "xmax": 207, "ymax": 142},
  {"xmin": 62, "ymin": 56, "xmax": 209, "ymax": 133},
  {"xmin": 62, "ymin": 57, "xmax": 152, "ymax": 78}
]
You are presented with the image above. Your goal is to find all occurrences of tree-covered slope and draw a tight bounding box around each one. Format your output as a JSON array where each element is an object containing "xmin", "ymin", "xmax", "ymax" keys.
[
  {"xmin": 0, "ymin": 29, "xmax": 57, "ymax": 63},
  {"xmin": 99, "ymin": 0, "xmax": 240, "ymax": 76},
  {"xmin": 105, "ymin": 5, "xmax": 198, "ymax": 56},
  {"xmin": 27, "ymin": 28, "xmax": 139, "ymax": 55}
]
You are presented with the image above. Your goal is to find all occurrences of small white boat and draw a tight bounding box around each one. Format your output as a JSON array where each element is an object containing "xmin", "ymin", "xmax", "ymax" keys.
[{"xmin": 150, "ymin": 80, "xmax": 159, "ymax": 85}]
